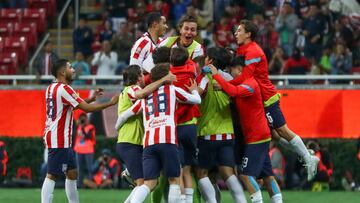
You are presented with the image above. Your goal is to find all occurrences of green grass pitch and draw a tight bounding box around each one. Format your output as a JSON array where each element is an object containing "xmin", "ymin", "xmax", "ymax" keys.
[{"xmin": 0, "ymin": 188, "xmax": 359, "ymax": 203}]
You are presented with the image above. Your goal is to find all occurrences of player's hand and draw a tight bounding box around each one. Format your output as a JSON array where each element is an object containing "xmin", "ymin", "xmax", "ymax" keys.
[
  {"xmin": 185, "ymin": 79, "xmax": 198, "ymax": 92},
  {"xmin": 162, "ymin": 72, "xmax": 177, "ymax": 84},
  {"xmin": 208, "ymin": 64, "xmax": 218, "ymax": 75},
  {"xmin": 213, "ymin": 81, "xmax": 222, "ymax": 90},
  {"xmin": 93, "ymin": 88, "xmax": 104, "ymax": 99},
  {"xmin": 110, "ymin": 94, "xmax": 119, "ymax": 105}
]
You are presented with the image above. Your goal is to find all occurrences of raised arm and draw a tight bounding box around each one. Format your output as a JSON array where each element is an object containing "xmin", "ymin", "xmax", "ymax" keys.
[
  {"xmin": 134, "ymin": 72, "xmax": 177, "ymax": 99},
  {"xmin": 213, "ymin": 74, "xmax": 254, "ymax": 98},
  {"xmin": 115, "ymin": 100, "xmax": 142, "ymax": 131}
]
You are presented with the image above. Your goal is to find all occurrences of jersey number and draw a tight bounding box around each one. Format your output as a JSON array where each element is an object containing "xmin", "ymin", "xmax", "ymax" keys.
[
  {"xmin": 46, "ymin": 97, "xmax": 55, "ymax": 120},
  {"xmin": 146, "ymin": 93, "xmax": 168, "ymax": 116}
]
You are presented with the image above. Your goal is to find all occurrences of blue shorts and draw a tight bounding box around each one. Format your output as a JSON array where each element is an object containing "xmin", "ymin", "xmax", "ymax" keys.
[
  {"xmin": 265, "ymin": 101, "xmax": 286, "ymax": 129},
  {"xmin": 142, "ymin": 144, "xmax": 181, "ymax": 180},
  {"xmin": 177, "ymin": 124, "xmax": 198, "ymax": 166},
  {"xmin": 116, "ymin": 143, "xmax": 143, "ymax": 180},
  {"xmin": 197, "ymin": 138, "xmax": 236, "ymax": 170},
  {"xmin": 47, "ymin": 148, "xmax": 77, "ymax": 176},
  {"xmin": 240, "ymin": 142, "xmax": 274, "ymax": 178}
]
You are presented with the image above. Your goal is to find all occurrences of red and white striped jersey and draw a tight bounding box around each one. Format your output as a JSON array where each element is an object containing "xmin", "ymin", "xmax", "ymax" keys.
[
  {"xmin": 130, "ymin": 84, "xmax": 201, "ymax": 148},
  {"xmin": 129, "ymin": 32, "xmax": 162, "ymax": 72},
  {"xmin": 44, "ymin": 82, "xmax": 84, "ymax": 149},
  {"xmin": 127, "ymin": 85, "xmax": 142, "ymax": 104}
]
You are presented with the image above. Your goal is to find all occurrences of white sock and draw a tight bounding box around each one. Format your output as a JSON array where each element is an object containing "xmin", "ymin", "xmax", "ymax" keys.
[
  {"xmin": 125, "ymin": 186, "xmax": 139, "ymax": 203},
  {"xmin": 289, "ymin": 135, "xmax": 311, "ymax": 163},
  {"xmin": 184, "ymin": 188, "xmax": 194, "ymax": 203},
  {"xmin": 65, "ymin": 179, "xmax": 79, "ymax": 203},
  {"xmin": 250, "ymin": 190, "xmax": 263, "ymax": 203},
  {"xmin": 225, "ymin": 175, "xmax": 247, "ymax": 203},
  {"xmin": 271, "ymin": 193, "xmax": 283, "ymax": 203},
  {"xmin": 168, "ymin": 184, "xmax": 181, "ymax": 203},
  {"xmin": 131, "ymin": 185, "xmax": 150, "ymax": 203},
  {"xmin": 181, "ymin": 194, "xmax": 186, "ymax": 203},
  {"xmin": 198, "ymin": 177, "xmax": 217, "ymax": 203},
  {"xmin": 41, "ymin": 178, "xmax": 55, "ymax": 203}
]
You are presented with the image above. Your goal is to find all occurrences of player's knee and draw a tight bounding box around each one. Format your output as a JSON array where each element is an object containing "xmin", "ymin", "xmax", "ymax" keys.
[
  {"xmin": 196, "ymin": 168, "xmax": 208, "ymax": 179},
  {"xmin": 66, "ymin": 169, "xmax": 78, "ymax": 180},
  {"xmin": 46, "ymin": 173, "xmax": 57, "ymax": 181}
]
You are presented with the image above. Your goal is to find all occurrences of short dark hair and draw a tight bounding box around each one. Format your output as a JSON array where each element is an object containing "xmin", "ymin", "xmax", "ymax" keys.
[
  {"xmin": 178, "ymin": 15, "xmax": 197, "ymax": 30},
  {"xmin": 147, "ymin": 12, "xmax": 162, "ymax": 28},
  {"xmin": 123, "ymin": 65, "xmax": 142, "ymax": 86},
  {"xmin": 153, "ymin": 47, "xmax": 171, "ymax": 64},
  {"xmin": 206, "ymin": 47, "xmax": 232, "ymax": 70},
  {"xmin": 51, "ymin": 59, "xmax": 68, "ymax": 77},
  {"xmin": 150, "ymin": 63, "xmax": 170, "ymax": 82},
  {"xmin": 240, "ymin": 19, "xmax": 258, "ymax": 41},
  {"xmin": 230, "ymin": 56, "xmax": 245, "ymax": 68},
  {"xmin": 170, "ymin": 47, "xmax": 189, "ymax": 67}
]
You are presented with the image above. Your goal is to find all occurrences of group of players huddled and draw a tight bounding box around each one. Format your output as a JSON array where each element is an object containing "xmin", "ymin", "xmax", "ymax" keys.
[
  {"xmin": 41, "ymin": 12, "xmax": 320, "ymax": 203},
  {"xmin": 113, "ymin": 12, "xmax": 320, "ymax": 203}
]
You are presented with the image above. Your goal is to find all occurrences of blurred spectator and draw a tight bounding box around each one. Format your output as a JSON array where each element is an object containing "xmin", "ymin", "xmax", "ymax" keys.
[
  {"xmin": 303, "ymin": 2, "xmax": 326, "ymax": 63},
  {"xmin": 200, "ymin": 21, "xmax": 216, "ymax": 49},
  {"xmin": 183, "ymin": 4, "xmax": 207, "ymax": 29},
  {"xmin": 317, "ymin": 46, "xmax": 332, "ymax": 74},
  {"xmin": 275, "ymin": 0, "xmax": 299, "ymax": 56},
  {"xmin": 214, "ymin": 13, "xmax": 234, "ymax": 48},
  {"xmin": 74, "ymin": 113, "xmax": 96, "ymax": 187},
  {"xmin": 354, "ymin": 38, "xmax": 360, "ymax": 67},
  {"xmin": 34, "ymin": 41, "xmax": 59, "ymax": 75},
  {"xmin": 330, "ymin": 43, "xmax": 352, "ymax": 76},
  {"xmin": 171, "ymin": 0, "xmax": 191, "ymax": 25},
  {"xmin": 72, "ymin": 52, "xmax": 91, "ymax": 85},
  {"xmin": 307, "ymin": 140, "xmax": 333, "ymax": 192},
  {"xmin": 83, "ymin": 149, "xmax": 120, "ymax": 189},
  {"xmin": 0, "ymin": 140, "xmax": 8, "ymax": 182},
  {"xmin": 269, "ymin": 142, "xmax": 286, "ymax": 188},
  {"xmin": 214, "ymin": 0, "xmax": 232, "ymax": 23},
  {"xmin": 105, "ymin": 0, "xmax": 129, "ymax": 19},
  {"xmin": 9, "ymin": 0, "xmax": 26, "ymax": 8},
  {"xmin": 111, "ymin": 22, "xmax": 134, "ymax": 72},
  {"xmin": 281, "ymin": 47, "xmax": 311, "ymax": 79},
  {"xmin": 73, "ymin": 18, "xmax": 94, "ymax": 59},
  {"xmin": 269, "ymin": 47, "xmax": 286, "ymax": 75},
  {"xmin": 245, "ymin": 0, "xmax": 265, "ymax": 20},
  {"xmin": 99, "ymin": 20, "xmax": 115, "ymax": 42},
  {"xmin": 197, "ymin": 0, "xmax": 214, "ymax": 24},
  {"xmin": 255, "ymin": 14, "xmax": 279, "ymax": 58},
  {"xmin": 147, "ymin": 0, "xmax": 170, "ymax": 19},
  {"xmin": 91, "ymin": 40, "xmax": 118, "ymax": 81}
]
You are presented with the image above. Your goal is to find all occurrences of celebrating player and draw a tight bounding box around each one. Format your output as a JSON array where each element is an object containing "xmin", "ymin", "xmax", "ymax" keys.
[{"xmin": 41, "ymin": 59, "xmax": 118, "ymax": 203}]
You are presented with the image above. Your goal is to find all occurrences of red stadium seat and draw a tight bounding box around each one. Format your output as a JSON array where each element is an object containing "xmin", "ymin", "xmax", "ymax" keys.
[
  {"xmin": 0, "ymin": 52, "xmax": 19, "ymax": 75},
  {"xmin": 13, "ymin": 22, "xmax": 38, "ymax": 49},
  {"xmin": 27, "ymin": 0, "xmax": 56, "ymax": 18},
  {"xmin": 0, "ymin": 22, "xmax": 14, "ymax": 37},
  {"xmin": 3, "ymin": 36, "xmax": 28, "ymax": 65},
  {"xmin": 0, "ymin": 9, "xmax": 22, "ymax": 24},
  {"xmin": 22, "ymin": 8, "xmax": 46, "ymax": 33}
]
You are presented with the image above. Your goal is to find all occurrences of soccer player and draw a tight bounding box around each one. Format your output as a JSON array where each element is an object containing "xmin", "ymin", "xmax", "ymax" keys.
[
  {"xmin": 208, "ymin": 59, "xmax": 283, "ymax": 203},
  {"xmin": 130, "ymin": 12, "xmax": 168, "ymax": 73},
  {"xmin": 169, "ymin": 47, "xmax": 201, "ymax": 203},
  {"xmin": 115, "ymin": 65, "xmax": 145, "ymax": 203},
  {"xmin": 143, "ymin": 15, "xmax": 205, "ymax": 72},
  {"xmin": 117, "ymin": 63, "xmax": 201, "ymax": 203},
  {"xmin": 41, "ymin": 59, "xmax": 118, "ymax": 203},
  {"xmin": 230, "ymin": 19, "xmax": 319, "ymax": 181},
  {"xmin": 160, "ymin": 15, "xmax": 204, "ymax": 58},
  {"xmin": 196, "ymin": 47, "xmax": 246, "ymax": 203}
]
